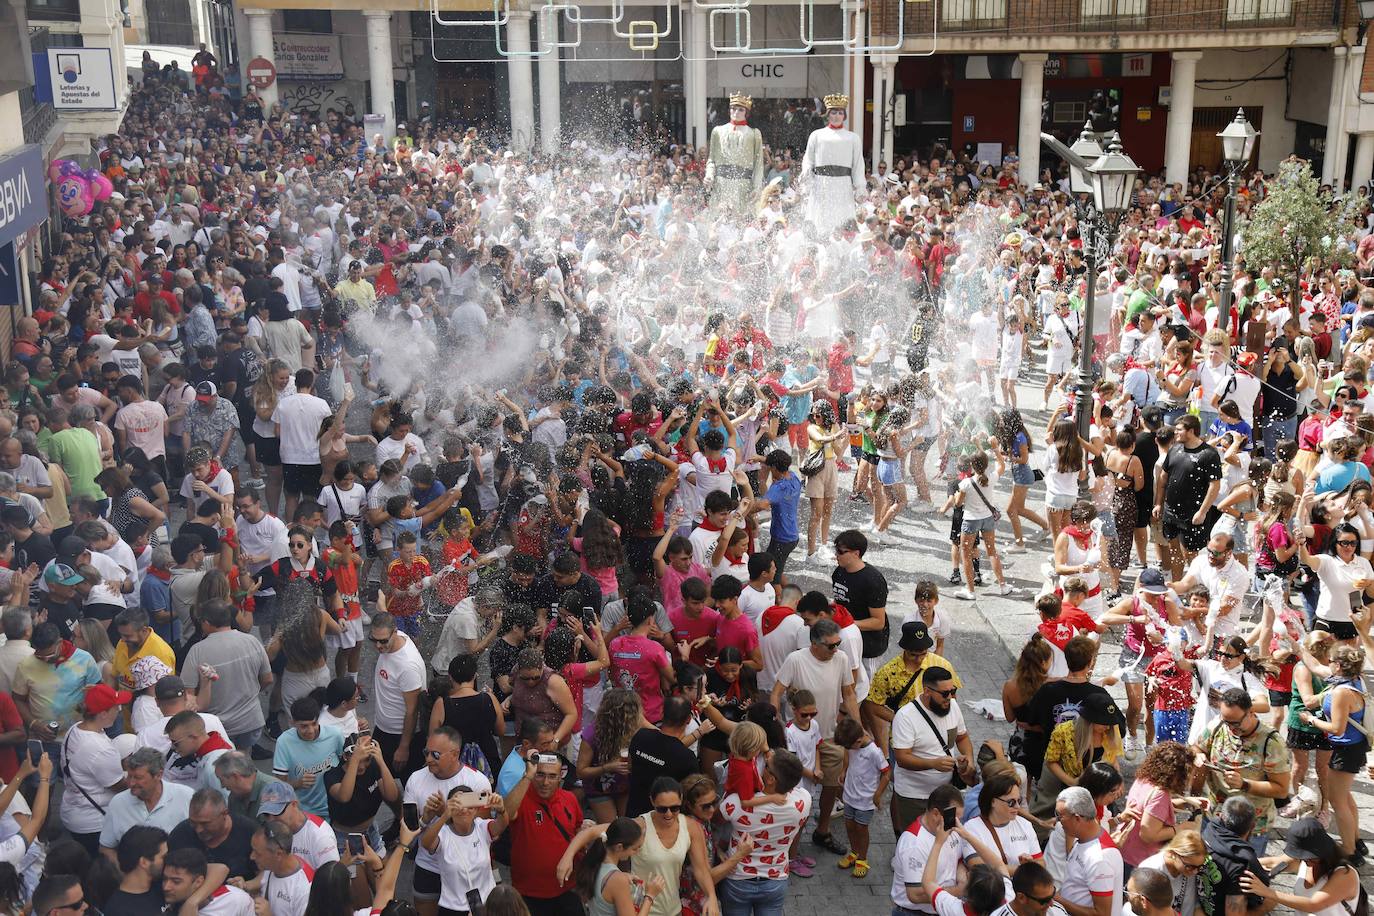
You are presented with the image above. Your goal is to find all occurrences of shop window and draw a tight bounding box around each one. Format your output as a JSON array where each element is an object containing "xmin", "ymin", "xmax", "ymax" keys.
[
  {"xmin": 940, "ymin": 0, "xmax": 1007, "ymax": 25},
  {"xmin": 1226, "ymin": 0, "xmax": 1291, "ymax": 21},
  {"xmin": 26, "ymin": 0, "xmax": 80, "ymax": 23},
  {"xmin": 283, "ymin": 9, "xmax": 332, "ymax": 33}
]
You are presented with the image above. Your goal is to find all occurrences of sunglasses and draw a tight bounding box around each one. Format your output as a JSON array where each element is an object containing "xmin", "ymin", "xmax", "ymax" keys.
[
  {"xmin": 1024, "ymin": 891, "xmax": 1057, "ymax": 906},
  {"xmin": 820, "ymin": 641, "xmax": 843, "ymax": 651},
  {"xmin": 654, "ymin": 804, "xmax": 682, "ymax": 814},
  {"xmin": 1206, "ymin": 548, "xmax": 1229, "ymax": 558},
  {"xmin": 996, "ymin": 795, "xmax": 1022, "ymax": 808},
  {"xmin": 794, "ymin": 710, "xmax": 815, "ymax": 718},
  {"xmin": 696, "ymin": 797, "xmax": 718, "ymax": 808},
  {"xmin": 425, "ymin": 748, "xmax": 447, "ymax": 760},
  {"xmin": 1219, "ymin": 651, "xmax": 1244, "ymax": 659},
  {"xmin": 1178, "ymin": 857, "xmax": 1207, "ymax": 873},
  {"xmin": 929, "ymin": 686, "xmax": 958, "ymax": 699},
  {"xmin": 1222, "ymin": 716, "xmax": 1249, "ymax": 731},
  {"xmin": 1337, "ymin": 539, "xmax": 1359, "ymax": 547},
  {"xmin": 519, "ymin": 674, "xmax": 543, "ymax": 683},
  {"xmin": 369, "ymin": 637, "xmax": 392, "ymax": 646}
]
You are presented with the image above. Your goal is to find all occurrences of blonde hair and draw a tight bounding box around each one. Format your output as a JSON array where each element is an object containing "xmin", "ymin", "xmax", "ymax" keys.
[
  {"xmin": 1165, "ymin": 830, "xmax": 1206, "ymax": 858},
  {"xmin": 728, "ymin": 721, "xmax": 768, "ymax": 760}
]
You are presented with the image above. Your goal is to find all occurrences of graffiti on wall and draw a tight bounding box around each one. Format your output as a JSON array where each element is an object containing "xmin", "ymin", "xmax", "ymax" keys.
[{"xmin": 279, "ymin": 82, "xmax": 359, "ymax": 119}]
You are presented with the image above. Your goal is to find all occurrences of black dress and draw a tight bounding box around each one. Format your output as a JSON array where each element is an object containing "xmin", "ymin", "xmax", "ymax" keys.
[{"xmin": 442, "ymin": 691, "xmax": 502, "ymax": 774}]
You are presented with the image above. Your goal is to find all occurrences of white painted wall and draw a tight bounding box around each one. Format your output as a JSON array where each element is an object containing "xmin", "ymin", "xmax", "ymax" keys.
[{"xmin": 1191, "ymin": 47, "xmax": 1292, "ymax": 173}]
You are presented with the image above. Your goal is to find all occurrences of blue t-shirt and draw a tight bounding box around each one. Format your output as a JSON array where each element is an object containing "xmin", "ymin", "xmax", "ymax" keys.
[
  {"xmin": 272, "ymin": 725, "xmax": 344, "ymax": 816},
  {"xmin": 766, "ymin": 472, "xmax": 802, "ymax": 544},
  {"xmin": 1207, "ymin": 418, "xmax": 1252, "ymax": 449},
  {"xmin": 781, "ymin": 366, "xmax": 819, "ymax": 425},
  {"xmin": 1315, "ymin": 460, "xmax": 1372, "ymax": 496}
]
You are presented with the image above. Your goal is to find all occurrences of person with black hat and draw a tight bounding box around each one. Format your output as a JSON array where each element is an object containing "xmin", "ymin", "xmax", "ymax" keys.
[
  {"xmin": 1040, "ymin": 692, "xmax": 1125, "ymax": 796},
  {"xmin": 864, "ymin": 619, "xmax": 962, "ymax": 751},
  {"xmin": 1238, "ymin": 816, "xmax": 1363, "ymax": 914}
]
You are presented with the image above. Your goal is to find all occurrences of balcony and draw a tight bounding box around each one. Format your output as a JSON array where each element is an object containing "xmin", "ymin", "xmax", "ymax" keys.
[
  {"xmin": 19, "ymin": 27, "xmax": 57, "ymax": 146},
  {"xmin": 877, "ymin": 0, "xmax": 1347, "ymax": 37}
]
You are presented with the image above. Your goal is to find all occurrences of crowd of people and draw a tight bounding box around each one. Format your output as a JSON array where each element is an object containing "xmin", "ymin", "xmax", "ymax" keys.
[{"xmin": 1, "ymin": 45, "xmax": 1372, "ymax": 916}]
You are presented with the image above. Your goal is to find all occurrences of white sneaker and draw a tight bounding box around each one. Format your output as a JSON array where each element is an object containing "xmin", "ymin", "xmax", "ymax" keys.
[
  {"xmin": 995, "ymin": 582, "xmax": 1014, "ymax": 596},
  {"xmin": 870, "ymin": 529, "xmax": 885, "ymax": 545},
  {"xmin": 1125, "ymin": 736, "xmax": 1144, "ymax": 762},
  {"xmin": 954, "ymin": 588, "xmax": 978, "ymax": 601},
  {"xmin": 1007, "ymin": 542, "xmax": 1029, "ymax": 554}
]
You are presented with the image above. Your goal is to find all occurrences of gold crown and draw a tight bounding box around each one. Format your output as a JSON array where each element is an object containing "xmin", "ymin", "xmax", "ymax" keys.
[
  {"xmin": 729, "ymin": 93, "xmax": 753, "ymax": 109},
  {"xmin": 824, "ymin": 93, "xmax": 849, "ymax": 111}
]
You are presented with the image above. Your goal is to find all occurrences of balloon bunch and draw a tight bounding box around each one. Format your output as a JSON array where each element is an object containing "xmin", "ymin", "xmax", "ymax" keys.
[{"xmin": 46, "ymin": 159, "xmax": 114, "ymax": 218}]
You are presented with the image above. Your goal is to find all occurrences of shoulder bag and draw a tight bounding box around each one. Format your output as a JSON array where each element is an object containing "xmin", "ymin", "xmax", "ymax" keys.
[
  {"xmin": 908, "ymin": 698, "xmax": 971, "ymax": 790},
  {"xmin": 968, "ymin": 479, "xmax": 1003, "ymax": 523}
]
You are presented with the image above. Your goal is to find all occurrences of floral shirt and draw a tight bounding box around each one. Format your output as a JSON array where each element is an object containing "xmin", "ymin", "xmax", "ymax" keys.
[
  {"xmin": 1197, "ymin": 720, "xmax": 1290, "ymax": 835},
  {"xmin": 185, "ymin": 397, "xmax": 244, "ymax": 470},
  {"xmin": 866, "ymin": 652, "xmax": 962, "ymax": 711}
]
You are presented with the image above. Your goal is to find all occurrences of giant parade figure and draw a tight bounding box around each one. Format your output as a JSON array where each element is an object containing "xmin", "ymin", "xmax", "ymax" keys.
[
  {"xmin": 800, "ymin": 93, "xmax": 865, "ymax": 236},
  {"xmin": 705, "ymin": 93, "xmax": 766, "ymax": 216}
]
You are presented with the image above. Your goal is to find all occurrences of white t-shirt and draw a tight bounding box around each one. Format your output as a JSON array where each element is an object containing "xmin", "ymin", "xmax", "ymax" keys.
[
  {"xmin": 960, "ymin": 815, "xmax": 1043, "ymax": 898},
  {"xmin": 737, "ymin": 583, "xmax": 775, "ymax": 627},
  {"xmin": 841, "ymin": 741, "xmax": 889, "ymax": 810},
  {"xmin": 374, "ymin": 634, "xmax": 427, "ymax": 735},
  {"xmin": 134, "ymin": 712, "xmax": 229, "ymax": 787},
  {"xmin": 319, "ymin": 482, "xmax": 365, "ymax": 548},
  {"xmin": 890, "ymin": 821, "xmax": 962, "ymax": 913},
  {"xmin": 1060, "ymin": 832, "xmax": 1124, "ymax": 916},
  {"xmin": 1183, "ymin": 554, "xmax": 1251, "ymax": 634},
  {"xmin": 200, "ymin": 885, "xmax": 256, "ymax": 916},
  {"xmin": 773, "ymin": 647, "xmax": 854, "ymax": 741},
  {"xmin": 435, "ymin": 821, "xmax": 498, "ymax": 910},
  {"xmin": 375, "ymin": 433, "xmax": 427, "ymax": 473},
  {"xmin": 404, "ymin": 765, "xmax": 493, "ymax": 875},
  {"xmin": 261, "ymin": 862, "xmax": 313, "ymax": 916},
  {"xmin": 721, "ymin": 786, "xmax": 810, "ymax": 881},
  {"xmin": 1138, "ymin": 851, "xmax": 1198, "ymax": 916},
  {"xmin": 292, "ymin": 813, "xmax": 341, "ymax": 868},
  {"xmin": 689, "ymin": 449, "xmax": 737, "ymax": 505},
  {"xmin": 272, "ymin": 393, "xmax": 334, "ymax": 466},
  {"xmin": 179, "ymin": 467, "xmax": 235, "ymax": 504},
  {"xmin": 890, "ymin": 698, "xmax": 967, "ymax": 800},
  {"xmin": 760, "ymin": 613, "xmax": 805, "ymax": 694},
  {"xmin": 1311, "ymin": 553, "xmax": 1374, "ymax": 623},
  {"xmin": 236, "ymin": 513, "xmax": 289, "ymax": 591},
  {"xmin": 784, "ymin": 719, "xmax": 822, "ymax": 793},
  {"xmin": 60, "ymin": 726, "xmax": 125, "ymax": 834}
]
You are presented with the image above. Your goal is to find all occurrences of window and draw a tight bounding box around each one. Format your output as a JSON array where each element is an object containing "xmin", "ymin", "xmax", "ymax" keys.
[
  {"xmin": 1081, "ymin": 0, "xmax": 1147, "ymax": 20},
  {"xmin": 940, "ymin": 0, "xmax": 1007, "ymax": 24},
  {"xmin": 26, "ymin": 0, "xmax": 80, "ymax": 23},
  {"xmin": 1052, "ymin": 101, "xmax": 1086, "ymax": 124},
  {"xmin": 1227, "ymin": 0, "xmax": 1291, "ymax": 21},
  {"xmin": 282, "ymin": 9, "xmax": 332, "ymax": 33}
]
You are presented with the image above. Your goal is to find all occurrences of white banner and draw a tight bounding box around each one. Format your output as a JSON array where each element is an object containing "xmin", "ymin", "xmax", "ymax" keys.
[
  {"xmin": 272, "ymin": 34, "xmax": 344, "ymax": 80},
  {"xmin": 48, "ymin": 48, "xmax": 118, "ymax": 111}
]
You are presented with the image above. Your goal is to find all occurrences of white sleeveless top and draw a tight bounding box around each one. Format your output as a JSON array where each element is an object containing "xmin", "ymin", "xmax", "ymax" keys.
[
  {"xmin": 633, "ymin": 812, "xmax": 691, "ymax": 916},
  {"xmin": 1291, "ymin": 862, "xmax": 1360, "ymax": 916}
]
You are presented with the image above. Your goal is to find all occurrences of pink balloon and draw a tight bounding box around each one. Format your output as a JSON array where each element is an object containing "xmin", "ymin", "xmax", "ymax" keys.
[
  {"xmin": 47, "ymin": 159, "xmax": 76, "ymax": 184},
  {"xmin": 87, "ymin": 171, "xmax": 113, "ymax": 202},
  {"xmin": 57, "ymin": 175, "xmax": 93, "ymax": 218}
]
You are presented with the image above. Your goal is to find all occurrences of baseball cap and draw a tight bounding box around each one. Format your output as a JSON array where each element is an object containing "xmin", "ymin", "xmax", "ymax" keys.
[
  {"xmin": 57, "ymin": 535, "xmax": 89, "ymax": 563},
  {"xmin": 258, "ymin": 780, "xmax": 298, "ymax": 817},
  {"xmin": 154, "ymin": 675, "xmax": 187, "ymax": 701},
  {"xmin": 898, "ymin": 620, "xmax": 935, "ymax": 653},
  {"xmin": 1079, "ymin": 692, "xmax": 1126, "ymax": 729},
  {"xmin": 43, "ymin": 563, "xmax": 84, "ymax": 587},
  {"xmin": 84, "ymin": 683, "xmax": 133, "ymax": 714},
  {"xmin": 1137, "ymin": 568, "xmax": 1168, "ymax": 595},
  {"xmin": 195, "ymin": 381, "xmax": 217, "ymax": 402}
]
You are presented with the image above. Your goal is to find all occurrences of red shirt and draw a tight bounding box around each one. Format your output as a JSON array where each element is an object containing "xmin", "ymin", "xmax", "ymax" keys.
[
  {"xmin": 1059, "ymin": 605, "xmax": 1100, "ymax": 634},
  {"xmin": 827, "ymin": 343, "xmax": 854, "ymax": 393},
  {"xmin": 133, "ymin": 289, "xmax": 180, "ymax": 321},
  {"xmin": 386, "ymin": 555, "xmax": 431, "ymax": 618},
  {"xmin": 511, "ymin": 788, "xmax": 583, "ymax": 899},
  {"xmin": 612, "ymin": 410, "xmax": 662, "ymax": 450},
  {"xmin": 0, "ymin": 693, "xmax": 20, "ymax": 781},
  {"xmin": 725, "ymin": 755, "xmax": 764, "ymax": 801}
]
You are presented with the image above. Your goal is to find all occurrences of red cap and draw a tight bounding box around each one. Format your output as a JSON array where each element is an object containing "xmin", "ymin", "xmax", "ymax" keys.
[{"xmin": 84, "ymin": 683, "xmax": 133, "ymax": 714}]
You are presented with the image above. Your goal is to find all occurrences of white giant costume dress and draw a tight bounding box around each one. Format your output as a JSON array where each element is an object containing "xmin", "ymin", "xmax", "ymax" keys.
[{"xmin": 800, "ymin": 103, "xmax": 865, "ymax": 237}]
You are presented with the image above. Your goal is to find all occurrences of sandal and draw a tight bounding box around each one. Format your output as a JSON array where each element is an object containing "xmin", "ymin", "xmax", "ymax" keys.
[
  {"xmin": 852, "ymin": 859, "xmax": 870, "ymax": 879},
  {"xmin": 836, "ymin": 852, "xmax": 858, "ymax": 869},
  {"xmin": 790, "ymin": 861, "xmax": 815, "ymax": 878},
  {"xmin": 812, "ymin": 831, "xmax": 848, "ymax": 855},
  {"xmin": 795, "ymin": 855, "xmax": 817, "ymax": 868}
]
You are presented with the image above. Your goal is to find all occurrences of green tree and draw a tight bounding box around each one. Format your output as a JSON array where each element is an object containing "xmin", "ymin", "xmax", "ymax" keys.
[{"xmin": 1240, "ymin": 157, "xmax": 1360, "ymax": 308}]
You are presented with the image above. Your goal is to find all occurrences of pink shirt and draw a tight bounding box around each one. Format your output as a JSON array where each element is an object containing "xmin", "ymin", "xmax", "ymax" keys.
[
  {"xmin": 669, "ymin": 605, "xmax": 721, "ymax": 667},
  {"xmin": 1118, "ymin": 777, "xmax": 1176, "ymax": 866},
  {"xmin": 716, "ymin": 613, "xmax": 759, "ymax": 658},
  {"xmin": 609, "ymin": 634, "xmax": 671, "ymax": 722},
  {"xmin": 659, "ymin": 561, "xmax": 710, "ymax": 616},
  {"xmin": 113, "ymin": 399, "xmax": 169, "ymax": 458},
  {"xmin": 571, "ymin": 536, "xmax": 619, "ymax": 598}
]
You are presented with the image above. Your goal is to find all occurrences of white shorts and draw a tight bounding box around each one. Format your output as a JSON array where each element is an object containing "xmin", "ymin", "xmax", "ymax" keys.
[
  {"xmin": 326, "ymin": 616, "xmax": 365, "ymax": 650},
  {"xmin": 998, "ymin": 355, "xmax": 1023, "ymax": 380},
  {"xmin": 1046, "ymin": 349, "xmax": 1073, "ymax": 376}
]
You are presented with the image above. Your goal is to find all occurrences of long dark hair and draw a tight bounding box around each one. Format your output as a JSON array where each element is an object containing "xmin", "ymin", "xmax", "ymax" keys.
[
  {"xmin": 994, "ymin": 407, "xmax": 1032, "ymax": 456},
  {"xmin": 302, "ymin": 862, "xmax": 354, "ymax": 916},
  {"xmin": 574, "ymin": 817, "xmax": 642, "ymax": 902}
]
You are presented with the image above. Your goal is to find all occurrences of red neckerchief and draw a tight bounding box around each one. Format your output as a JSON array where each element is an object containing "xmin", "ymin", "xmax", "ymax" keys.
[
  {"xmin": 147, "ymin": 566, "xmax": 171, "ymax": 582},
  {"xmin": 760, "ymin": 605, "xmax": 793, "ymax": 637},
  {"xmin": 705, "ymin": 455, "xmax": 727, "ymax": 473},
  {"xmin": 731, "ymin": 119, "xmax": 748, "ymax": 127},
  {"xmin": 827, "ymin": 123, "xmax": 843, "ymax": 130},
  {"xmin": 830, "ymin": 604, "xmax": 855, "ymax": 628},
  {"xmin": 196, "ymin": 731, "xmax": 234, "ymax": 757},
  {"xmin": 698, "ymin": 517, "xmax": 725, "ymax": 532},
  {"xmin": 206, "ymin": 458, "xmax": 223, "ymax": 480},
  {"xmin": 1063, "ymin": 524, "xmax": 1093, "ymax": 549},
  {"xmin": 48, "ymin": 640, "xmax": 76, "ymax": 666}
]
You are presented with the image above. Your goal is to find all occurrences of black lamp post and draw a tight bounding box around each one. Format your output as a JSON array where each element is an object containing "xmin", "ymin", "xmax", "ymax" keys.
[{"xmin": 1216, "ymin": 108, "xmax": 1259, "ymax": 322}]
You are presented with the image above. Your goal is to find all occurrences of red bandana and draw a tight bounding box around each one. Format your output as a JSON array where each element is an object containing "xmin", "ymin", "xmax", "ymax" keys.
[{"xmin": 1063, "ymin": 525, "xmax": 1093, "ymax": 549}]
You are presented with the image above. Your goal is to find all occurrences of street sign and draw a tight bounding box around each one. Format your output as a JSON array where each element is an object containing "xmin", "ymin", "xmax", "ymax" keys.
[{"xmin": 247, "ymin": 57, "xmax": 277, "ymax": 90}]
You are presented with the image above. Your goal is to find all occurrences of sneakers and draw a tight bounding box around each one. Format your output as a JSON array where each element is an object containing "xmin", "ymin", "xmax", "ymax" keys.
[
  {"xmin": 1124, "ymin": 736, "xmax": 1144, "ymax": 763},
  {"xmin": 790, "ymin": 861, "xmax": 815, "ymax": 878},
  {"xmin": 995, "ymin": 582, "xmax": 1014, "ymax": 596},
  {"xmin": 1007, "ymin": 542, "xmax": 1029, "ymax": 554},
  {"xmin": 954, "ymin": 588, "xmax": 978, "ymax": 601},
  {"xmin": 947, "ymin": 570, "xmax": 963, "ymax": 586},
  {"xmin": 250, "ymin": 743, "xmax": 274, "ymax": 760}
]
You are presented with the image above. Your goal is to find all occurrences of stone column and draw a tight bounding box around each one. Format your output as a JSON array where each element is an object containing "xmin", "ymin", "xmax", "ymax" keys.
[
  {"xmin": 1322, "ymin": 46, "xmax": 1349, "ymax": 187},
  {"xmin": 1164, "ymin": 51, "xmax": 1202, "ymax": 186},
  {"xmin": 507, "ymin": 9, "xmax": 535, "ymax": 152},
  {"xmin": 690, "ymin": 8, "xmax": 708, "ymax": 148},
  {"xmin": 1353, "ymin": 133, "xmax": 1374, "ymax": 191},
  {"xmin": 1017, "ymin": 53, "xmax": 1047, "ymax": 187},
  {"xmin": 363, "ymin": 10, "xmax": 395, "ymax": 141},
  {"xmin": 537, "ymin": 5, "xmax": 561, "ymax": 154},
  {"xmin": 243, "ymin": 8, "xmax": 278, "ymax": 112}
]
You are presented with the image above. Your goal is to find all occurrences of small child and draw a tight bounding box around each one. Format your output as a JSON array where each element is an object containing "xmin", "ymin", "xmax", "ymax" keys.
[
  {"xmin": 1146, "ymin": 642, "xmax": 1197, "ymax": 744},
  {"xmin": 939, "ymin": 454, "xmax": 981, "ymax": 586},
  {"xmin": 783, "ymin": 688, "xmax": 821, "ymax": 878},
  {"xmin": 725, "ymin": 722, "xmax": 781, "ymax": 810},
  {"xmin": 710, "ymin": 506, "xmax": 751, "ymax": 583},
  {"xmin": 834, "ymin": 717, "xmax": 889, "ymax": 879},
  {"xmin": 436, "ymin": 507, "xmax": 497, "ymax": 609},
  {"xmin": 385, "ymin": 531, "xmax": 432, "ymax": 637},
  {"xmin": 653, "ymin": 514, "xmax": 711, "ymax": 617},
  {"xmin": 323, "ymin": 520, "xmax": 365, "ymax": 687},
  {"xmin": 384, "ymin": 488, "xmax": 462, "ymax": 552},
  {"xmin": 737, "ymin": 554, "xmax": 776, "ymax": 627}
]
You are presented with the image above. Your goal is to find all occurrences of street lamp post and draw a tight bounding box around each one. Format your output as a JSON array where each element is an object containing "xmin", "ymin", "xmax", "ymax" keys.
[
  {"xmin": 1040, "ymin": 125, "xmax": 1141, "ymax": 462},
  {"xmin": 1215, "ymin": 108, "xmax": 1259, "ymax": 325}
]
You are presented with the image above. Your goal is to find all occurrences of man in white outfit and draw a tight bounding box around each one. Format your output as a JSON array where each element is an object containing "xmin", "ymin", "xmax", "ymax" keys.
[{"xmin": 800, "ymin": 93, "xmax": 865, "ymax": 238}]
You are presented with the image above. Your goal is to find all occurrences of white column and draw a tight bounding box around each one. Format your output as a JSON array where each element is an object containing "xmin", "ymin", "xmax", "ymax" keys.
[
  {"xmin": 1323, "ymin": 46, "xmax": 1349, "ymax": 187},
  {"xmin": 363, "ymin": 11, "xmax": 395, "ymax": 142},
  {"xmin": 507, "ymin": 10, "xmax": 535, "ymax": 152},
  {"xmin": 1354, "ymin": 133, "xmax": 1374, "ymax": 191},
  {"xmin": 1164, "ymin": 51, "xmax": 1202, "ymax": 187},
  {"xmin": 243, "ymin": 9, "xmax": 278, "ymax": 112},
  {"xmin": 690, "ymin": 8, "xmax": 708, "ymax": 148},
  {"xmin": 869, "ymin": 60, "xmax": 885, "ymax": 169},
  {"xmin": 1337, "ymin": 45, "xmax": 1366, "ymax": 192},
  {"xmin": 880, "ymin": 61, "xmax": 896, "ymax": 167},
  {"xmin": 537, "ymin": 5, "xmax": 561, "ymax": 154},
  {"xmin": 1017, "ymin": 53, "xmax": 1047, "ymax": 187},
  {"xmin": 848, "ymin": 7, "xmax": 866, "ymax": 148}
]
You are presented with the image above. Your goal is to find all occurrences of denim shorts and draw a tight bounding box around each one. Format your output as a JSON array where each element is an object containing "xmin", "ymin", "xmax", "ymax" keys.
[
  {"xmin": 1047, "ymin": 493, "xmax": 1077, "ymax": 511},
  {"xmin": 961, "ymin": 515, "xmax": 997, "ymax": 535},
  {"xmin": 843, "ymin": 803, "xmax": 876, "ymax": 826},
  {"xmin": 877, "ymin": 458, "xmax": 903, "ymax": 486},
  {"xmin": 1118, "ymin": 644, "xmax": 1148, "ymax": 684},
  {"xmin": 1011, "ymin": 463, "xmax": 1036, "ymax": 487}
]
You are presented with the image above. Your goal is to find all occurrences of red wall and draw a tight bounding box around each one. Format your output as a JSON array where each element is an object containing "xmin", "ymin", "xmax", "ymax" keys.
[{"xmin": 887, "ymin": 54, "xmax": 1171, "ymax": 175}]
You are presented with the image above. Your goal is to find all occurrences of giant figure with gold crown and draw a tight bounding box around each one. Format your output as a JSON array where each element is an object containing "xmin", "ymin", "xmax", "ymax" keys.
[
  {"xmin": 800, "ymin": 93, "xmax": 866, "ymax": 236},
  {"xmin": 704, "ymin": 93, "xmax": 766, "ymax": 216}
]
